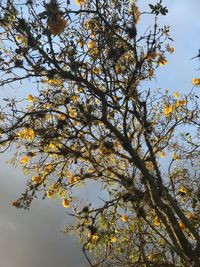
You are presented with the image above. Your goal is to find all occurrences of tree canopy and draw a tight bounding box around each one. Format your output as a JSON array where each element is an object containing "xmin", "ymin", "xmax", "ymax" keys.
[{"xmin": 0, "ymin": 0, "xmax": 200, "ymax": 266}]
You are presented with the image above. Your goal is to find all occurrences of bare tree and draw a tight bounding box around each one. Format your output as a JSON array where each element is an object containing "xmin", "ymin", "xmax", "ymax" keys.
[{"xmin": 0, "ymin": 0, "xmax": 199, "ymax": 266}]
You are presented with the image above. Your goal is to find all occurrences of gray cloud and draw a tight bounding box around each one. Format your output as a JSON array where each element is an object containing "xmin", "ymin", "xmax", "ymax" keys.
[{"xmin": 0, "ymin": 157, "xmax": 88, "ymax": 267}]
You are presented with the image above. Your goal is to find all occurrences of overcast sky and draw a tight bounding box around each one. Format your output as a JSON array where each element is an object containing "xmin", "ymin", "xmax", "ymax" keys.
[{"xmin": 0, "ymin": 1, "xmax": 200, "ymax": 267}]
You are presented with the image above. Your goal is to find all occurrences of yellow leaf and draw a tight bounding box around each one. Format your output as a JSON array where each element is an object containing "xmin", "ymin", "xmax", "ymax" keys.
[
  {"xmin": 42, "ymin": 78, "xmax": 64, "ymax": 86},
  {"xmin": 163, "ymin": 104, "xmax": 174, "ymax": 116},
  {"xmin": 172, "ymin": 153, "xmax": 181, "ymax": 160},
  {"xmin": 69, "ymin": 176, "xmax": 78, "ymax": 184},
  {"xmin": 71, "ymin": 95, "xmax": 79, "ymax": 102},
  {"xmin": 158, "ymin": 151, "xmax": 166, "ymax": 158},
  {"xmin": 92, "ymin": 67, "xmax": 100, "ymax": 75},
  {"xmin": 187, "ymin": 212, "xmax": 196, "ymax": 221},
  {"xmin": 27, "ymin": 94, "xmax": 34, "ymax": 102},
  {"xmin": 69, "ymin": 109, "xmax": 77, "ymax": 118},
  {"xmin": 173, "ymin": 91, "xmax": 180, "ymax": 99},
  {"xmin": 20, "ymin": 156, "xmax": 29, "ymax": 165},
  {"xmin": 146, "ymin": 161, "xmax": 154, "ymax": 171},
  {"xmin": 77, "ymin": 86, "xmax": 84, "ymax": 93},
  {"xmin": 58, "ymin": 114, "xmax": 67, "ymax": 120},
  {"xmin": 176, "ymin": 99, "xmax": 187, "ymax": 107},
  {"xmin": 166, "ymin": 44, "xmax": 175, "ymax": 54},
  {"xmin": 62, "ymin": 198, "xmax": 70, "ymax": 208},
  {"xmin": 44, "ymin": 164, "xmax": 53, "ymax": 173},
  {"xmin": 75, "ymin": 0, "xmax": 85, "ymax": 6},
  {"xmin": 32, "ymin": 175, "xmax": 41, "ymax": 185},
  {"xmin": 111, "ymin": 236, "xmax": 117, "ymax": 243},
  {"xmin": 91, "ymin": 233, "xmax": 99, "ymax": 241},
  {"xmin": 179, "ymin": 186, "xmax": 188, "ymax": 194},
  {"xmin": 154, "ymin": 217, "xmax": 161, "ymax": 226},
  {"xmin": 158, "ymin": 58, "xmax": 168, "ymax": 66},
  {"xmin": 148, "ymin": 254, "xmax": 156, "ymax": 261},
  {"xmin": 88, "ymin": 40, "xmax": 96, "ymax": 49},
  {"xmin": 179, "ymin": 221, "xmax": 185, "ymax": 230},
  {"xmin": 149, "ymin": 68, "xmax": 154, "ymax": 79},
  {"xmin": 15, "ymin": 35, "xmax": 27, "ymax": 45},
  {"xmin": 23, "ymin": 128, "xmax": 35, "ymax": 141},
  {"xmin": 121, "ymin": 214, "xmax": 127, "ymax": 222},
  {"xmin": 192, "ymin": 78, "xmax": 200, "ymax": 86}
]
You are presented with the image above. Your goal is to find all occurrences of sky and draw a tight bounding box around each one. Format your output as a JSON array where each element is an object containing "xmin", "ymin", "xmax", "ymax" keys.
[{"xmin": 0, "ymin": 1, "xmax": 200, "ymax": 267}]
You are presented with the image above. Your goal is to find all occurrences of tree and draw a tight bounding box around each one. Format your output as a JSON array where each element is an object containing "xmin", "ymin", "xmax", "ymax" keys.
[{"xmin": 0, "ymin": 0, "xmax": 199, "ymax": 266}]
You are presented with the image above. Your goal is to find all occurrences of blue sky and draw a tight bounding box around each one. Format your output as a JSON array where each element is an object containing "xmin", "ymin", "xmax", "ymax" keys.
[{"xmin": 0, "ymin": 1, "xmax": 200, "ymax": 267}]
